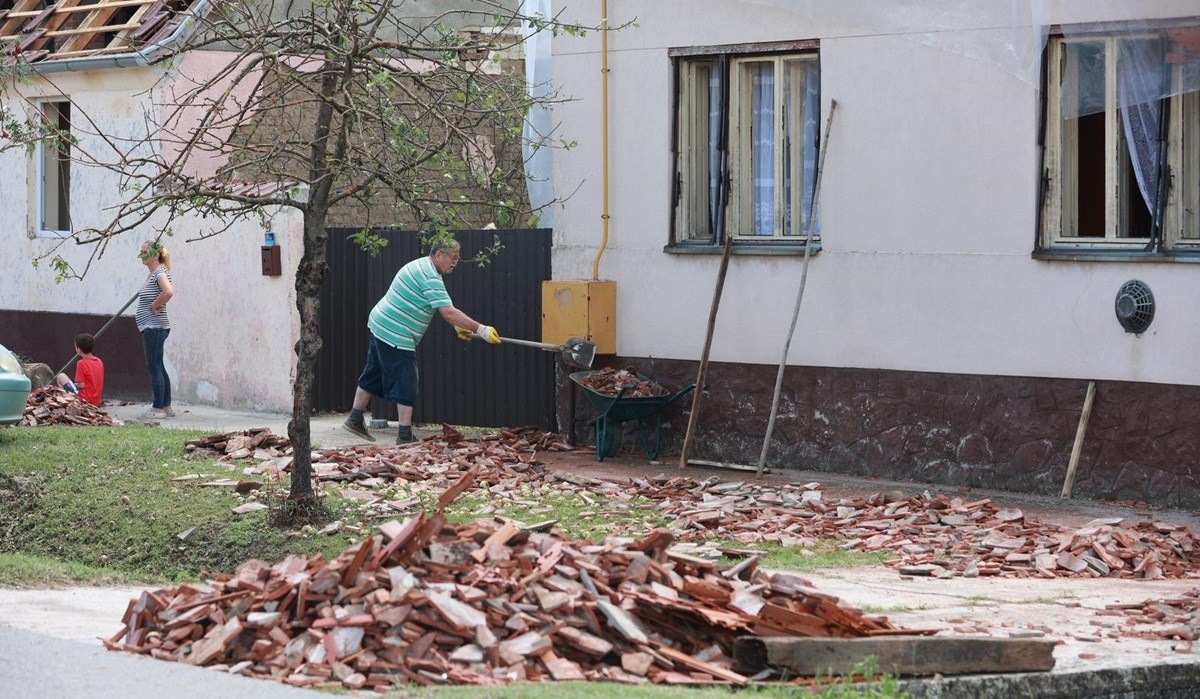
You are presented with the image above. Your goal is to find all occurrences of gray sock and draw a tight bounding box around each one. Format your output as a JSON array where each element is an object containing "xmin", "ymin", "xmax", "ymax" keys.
[
  {"xmin": 396, "ymin": 425, "xmax": 413, "ymax": 443},
  {"xmin": 349, "ymin": 407, "xmax": 365, "ymax": 423}
]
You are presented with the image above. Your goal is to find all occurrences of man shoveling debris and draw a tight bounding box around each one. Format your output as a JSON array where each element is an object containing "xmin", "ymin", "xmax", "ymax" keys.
[{"xmin": 343, "ymin": 239, "xmax": 501, "ymax": 445}]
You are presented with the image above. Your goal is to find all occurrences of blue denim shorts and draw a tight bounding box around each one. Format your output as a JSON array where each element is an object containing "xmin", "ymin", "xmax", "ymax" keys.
[{"xmin": 357, "ymin": 335, "xmax": 418, "ymax": 406}]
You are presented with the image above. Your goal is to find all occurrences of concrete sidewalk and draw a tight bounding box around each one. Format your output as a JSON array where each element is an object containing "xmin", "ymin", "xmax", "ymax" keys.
[{"xmin": 105, "ymin": 399, "xmax": 370, "ymax": 450}]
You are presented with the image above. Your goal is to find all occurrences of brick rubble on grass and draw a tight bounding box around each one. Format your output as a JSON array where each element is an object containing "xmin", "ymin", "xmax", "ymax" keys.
[{"xmin": 107, "ymin": 468, "xmax": 912, "ymax": 690}]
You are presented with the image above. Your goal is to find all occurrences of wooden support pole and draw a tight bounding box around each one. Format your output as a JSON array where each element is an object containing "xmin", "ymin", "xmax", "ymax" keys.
[
  {"xmin": 757, "ymin": 99, "xmax": 838, "ymax": 478},
  {"xmin": 1061, "ymin": 380, "xmax": 1097, "ymax": 500},
  {"xmin": 678, "ymin": 232, "xmax": 734, "ymax": 469}
]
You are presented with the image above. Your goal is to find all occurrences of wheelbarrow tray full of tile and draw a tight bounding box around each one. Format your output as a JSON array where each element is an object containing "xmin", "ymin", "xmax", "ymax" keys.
[{"xmin": 570, "ymin": 370, "xmax": 696, "ymax": 461}]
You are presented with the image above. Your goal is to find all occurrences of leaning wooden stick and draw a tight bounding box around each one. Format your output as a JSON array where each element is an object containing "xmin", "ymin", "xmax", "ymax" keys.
[
  {"xmin": 757, "ymin": 99, "xmax": 839, "ymax": 478},
  {"xmin": 1061, "ymin": 380, "xmax": 1097, "ymax": 499},
  {"xmin": 678, "ymin": 232, "xmax": 734, "ymax": 470}
]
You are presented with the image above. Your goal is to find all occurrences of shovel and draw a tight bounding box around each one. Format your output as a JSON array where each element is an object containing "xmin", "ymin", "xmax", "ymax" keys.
[{"xmin": 501, "ymin": 336, "xmax": 596, "ymax": 369}]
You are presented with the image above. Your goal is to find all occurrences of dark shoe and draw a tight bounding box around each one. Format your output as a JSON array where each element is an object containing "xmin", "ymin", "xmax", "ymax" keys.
[
  {"xmin": 342, "ymin": 417, "xmax": 376, "ymax": 442},
  {"xmin": 396, "ymin": 426, "xmax": 415, "ymax": 444}
]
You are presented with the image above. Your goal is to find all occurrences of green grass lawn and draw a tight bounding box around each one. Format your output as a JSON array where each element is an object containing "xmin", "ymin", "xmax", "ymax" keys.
[{"xmin": 0, "ymin": 424, "xmax": 353, "ymax": 585}]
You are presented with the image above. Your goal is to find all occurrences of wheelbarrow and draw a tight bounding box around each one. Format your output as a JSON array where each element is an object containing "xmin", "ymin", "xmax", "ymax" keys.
[{"xmin": 570, "ymin": 370, "xmax": 696, "ymax": 462}]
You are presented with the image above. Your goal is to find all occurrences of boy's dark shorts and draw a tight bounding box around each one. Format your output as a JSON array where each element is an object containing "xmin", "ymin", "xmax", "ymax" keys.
[{"xmin": 357, "ymin": 335, "xmax": 418, "ymax": 406}]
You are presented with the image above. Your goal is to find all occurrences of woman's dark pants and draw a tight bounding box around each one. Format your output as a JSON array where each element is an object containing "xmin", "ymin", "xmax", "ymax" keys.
[{"xmin": 141, "ymin": 328, "xmax": 171, "ymax": 409}]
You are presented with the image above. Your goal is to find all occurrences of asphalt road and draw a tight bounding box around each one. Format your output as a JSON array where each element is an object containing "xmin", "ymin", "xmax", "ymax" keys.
[{"xmin": 0, "ymin": 625, "xmax": 326, "ymax": 698}]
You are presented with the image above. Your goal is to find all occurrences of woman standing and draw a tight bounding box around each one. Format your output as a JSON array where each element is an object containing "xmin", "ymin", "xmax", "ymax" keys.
[{"xmin": 136, "ymin": 239, "xmax": 175, "ymax": 419}]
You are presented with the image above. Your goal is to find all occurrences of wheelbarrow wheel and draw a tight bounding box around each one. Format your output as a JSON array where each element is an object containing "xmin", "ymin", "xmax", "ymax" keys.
[{"xmin": 594, "ymin": 417, "xmax": 621, "ymax": 461}]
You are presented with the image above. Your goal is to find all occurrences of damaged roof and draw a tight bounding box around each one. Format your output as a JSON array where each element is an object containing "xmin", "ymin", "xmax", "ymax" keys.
[{"xmin": 0, "ymin": 0, "xmax": 204, "ymax": 65}]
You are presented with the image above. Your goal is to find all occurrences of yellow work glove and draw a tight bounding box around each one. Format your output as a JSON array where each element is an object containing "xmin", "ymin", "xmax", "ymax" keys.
[
  {"xmin": 475, "ymin": 324, "xmax": 501, "ymax": 344},
  {"xmin": 456, "ymin": 325, "xmax": 501, "ymax": 344}
]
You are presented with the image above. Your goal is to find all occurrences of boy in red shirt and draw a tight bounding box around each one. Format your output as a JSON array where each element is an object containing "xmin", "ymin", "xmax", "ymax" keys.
[{"xmin": 55, "ymin": 333, "xmax": 105, "ymax": 407}]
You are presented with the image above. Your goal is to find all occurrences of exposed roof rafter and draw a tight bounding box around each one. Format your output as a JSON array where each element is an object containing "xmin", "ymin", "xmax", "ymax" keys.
[{"xmin": 0, "ymin": 0, "xmax": 201, "ymax": 65}]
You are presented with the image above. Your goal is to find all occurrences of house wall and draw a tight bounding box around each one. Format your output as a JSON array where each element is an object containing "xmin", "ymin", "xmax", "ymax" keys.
[
  {"xmin": 0, "ymin": 64, "xmax": 303, "ymax": 411},
  {"xmin": 551, "ymin": 1, "xmax": 1200, "ymax": 505}
]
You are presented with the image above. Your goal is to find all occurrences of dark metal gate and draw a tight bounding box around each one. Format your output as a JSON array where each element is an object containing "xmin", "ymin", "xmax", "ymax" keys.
[{"xmin": 315, "ymin": 228, "xmax": 555, "ymax": 429}]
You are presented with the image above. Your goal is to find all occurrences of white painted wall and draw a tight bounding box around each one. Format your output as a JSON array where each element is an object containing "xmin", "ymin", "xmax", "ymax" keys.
[
  {"xmin": 551, "ymin": 0, "xmax": 1200, "ymax": 387},
  {"xmin": 0, "ymin": 64, "xmax": 303, "ymax": 411}
]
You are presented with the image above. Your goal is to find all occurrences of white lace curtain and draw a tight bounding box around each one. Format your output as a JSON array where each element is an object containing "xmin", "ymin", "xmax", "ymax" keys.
[
  {"xmin": 1118, "ymin": 37, "xmax": 1167, "ymax": 229},
  {"xmin": 751, "ymin": 63, "xmax": 775, "ymax": 234}
]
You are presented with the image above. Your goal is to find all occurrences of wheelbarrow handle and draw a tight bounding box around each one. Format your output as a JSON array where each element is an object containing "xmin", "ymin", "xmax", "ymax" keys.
[{"xmin": 661, "ymin": 383, "xmax": 698, "ymax": 411}]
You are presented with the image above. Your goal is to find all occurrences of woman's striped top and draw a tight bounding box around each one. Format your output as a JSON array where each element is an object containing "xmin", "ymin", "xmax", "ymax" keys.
[{"xmin": 135, "ymin": 266, "xmax": 171, "ymax": 332}]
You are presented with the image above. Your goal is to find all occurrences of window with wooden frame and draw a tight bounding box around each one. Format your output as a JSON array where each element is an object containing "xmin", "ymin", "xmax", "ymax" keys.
[
  {"xmin": 36, "ymin": 99, "xmax": 71, "ymax": 238},
  {"xmin": 671, "ymin": 43, "xmax": 821, "ymax": 248},
  {"xmin": 1040, "ymin": 27, "xmax": 1200, "ymax": 254}
]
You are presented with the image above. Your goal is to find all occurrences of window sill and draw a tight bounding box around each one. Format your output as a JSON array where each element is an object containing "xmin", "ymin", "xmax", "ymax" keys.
[
  {"xmin": 1032, "ymin": 248, "xmax": 1200, "ymax": 263},
  {"xmin": 664, "ymin": 241, "xmax": 822, "ymax": 256}
]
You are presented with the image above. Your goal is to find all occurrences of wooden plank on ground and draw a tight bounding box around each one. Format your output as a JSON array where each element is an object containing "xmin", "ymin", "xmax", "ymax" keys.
[
  {"xmin": 733, "ymin": 636, "xmax": 1057, "ymax": 677},
  {"xmin": 656, "ymin": 644, "xmax": 749, "ymax": 686}
]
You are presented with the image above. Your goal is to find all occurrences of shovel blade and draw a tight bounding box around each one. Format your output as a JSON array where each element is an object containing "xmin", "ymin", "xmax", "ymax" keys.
[{"xmin": 563, "ymin": 338, "xmax": 597, "ymax": 369}]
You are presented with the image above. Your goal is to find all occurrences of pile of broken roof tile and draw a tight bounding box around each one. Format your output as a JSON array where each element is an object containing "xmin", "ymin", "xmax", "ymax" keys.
[
  {"xmin": 576, "ymin": 367, "xmax": 669, "ymax": 397},
  {"xmin": 21, "ymin": 385, "xmax": 118, "ymax": 426},
  {"xmin": 106, "ymin": 468, "xmax": 908, "ymax": 690},
  {"xmin": 184, "ymin": 428, "xmax": 292, "ymax": 460}
]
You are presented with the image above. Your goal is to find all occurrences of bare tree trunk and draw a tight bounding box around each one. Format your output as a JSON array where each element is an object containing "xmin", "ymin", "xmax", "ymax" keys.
[
  {"xmin": 286, "ymin": 209, "xmax": 329, "ymax": 501},
  {"xmin": 287, "ymin": 58, "xmax": 340, "ymax": 502}
]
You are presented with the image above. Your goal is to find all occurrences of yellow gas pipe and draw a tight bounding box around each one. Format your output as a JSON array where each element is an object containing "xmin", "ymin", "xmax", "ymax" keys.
[{"xmin": 592, "ymin": 0, "xmax": 610, "ymax": 280}]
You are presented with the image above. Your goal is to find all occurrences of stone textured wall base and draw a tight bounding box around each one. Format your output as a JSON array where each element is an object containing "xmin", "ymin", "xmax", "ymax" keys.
[
  {"xmin": 565, "ymin": 357, "xmax": 1200, "ymax": 509},
  {"xmin": 901, "ymin": 662, "xmax": 1200, "ymax": 698}
]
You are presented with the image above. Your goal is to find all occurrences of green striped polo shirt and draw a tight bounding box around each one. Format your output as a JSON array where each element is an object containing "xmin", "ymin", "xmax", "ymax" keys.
[{"xmin": 367, "ymin": 255, "xmax": 452, "ymax": 350}]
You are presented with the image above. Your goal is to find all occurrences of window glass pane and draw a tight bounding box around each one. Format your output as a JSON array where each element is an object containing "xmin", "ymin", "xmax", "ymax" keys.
[
  {"xmin": 783, "ymin": 59, "xmax": 819, "ymax": 237},
  {"xmin": 747, "ymin": 61, "xmax": 775, "ymax": 235},
  {"xmin": 39, "ymin": 102, "xmax": 71, "ymax": 233},
  {"xmin": 707, "ymin": 66, "xmax": 722, "ymax": 236},
  {"xmin": 1184, "ymin": 87, "xmax": 1200, "ymax": 239},
  {"xmin": 676, "ymin": 60, "xmax": 720, "ymax": 242},
  {"xmin": 1062, "ymin": 41, "xmax": 1106, "ymax": 117},
  {"xmin": 1061, "ymin": 42, "xmax": 1106, "ymax": 237}
]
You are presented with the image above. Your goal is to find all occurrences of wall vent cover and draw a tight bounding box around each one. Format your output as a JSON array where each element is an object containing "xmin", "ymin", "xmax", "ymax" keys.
[{"xmin": 1115, "ymin": 280, "xmax": 1155, "ymax": 334}]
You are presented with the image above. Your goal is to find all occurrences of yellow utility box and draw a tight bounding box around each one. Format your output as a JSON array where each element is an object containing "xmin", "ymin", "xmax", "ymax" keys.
[{"xmin": 542, "ymin": 280, "xmax": 616, "ymax": 355}]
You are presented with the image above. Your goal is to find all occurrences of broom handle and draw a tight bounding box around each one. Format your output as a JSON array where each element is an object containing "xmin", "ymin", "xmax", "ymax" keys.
[{"xmin": 56, "ymin": 291, "xmax": 140, "ymax": 377}]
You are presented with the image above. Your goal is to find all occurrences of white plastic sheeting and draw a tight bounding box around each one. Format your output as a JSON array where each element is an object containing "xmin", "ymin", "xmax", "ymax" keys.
[
  {"xmin": 1060, "ymin": 23, "xmax": 1200, "ymax": 118},
  {"xmin": 739, "ymin": 1, "xmax": 1200, "ymax": 109},
  {"xmin": 522, "ymin": 0, "xmax": 555, "ymax": 228},
  {"xmin": 741, "ymin": 0, "xmax": 1048, "ymax": 85}
]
